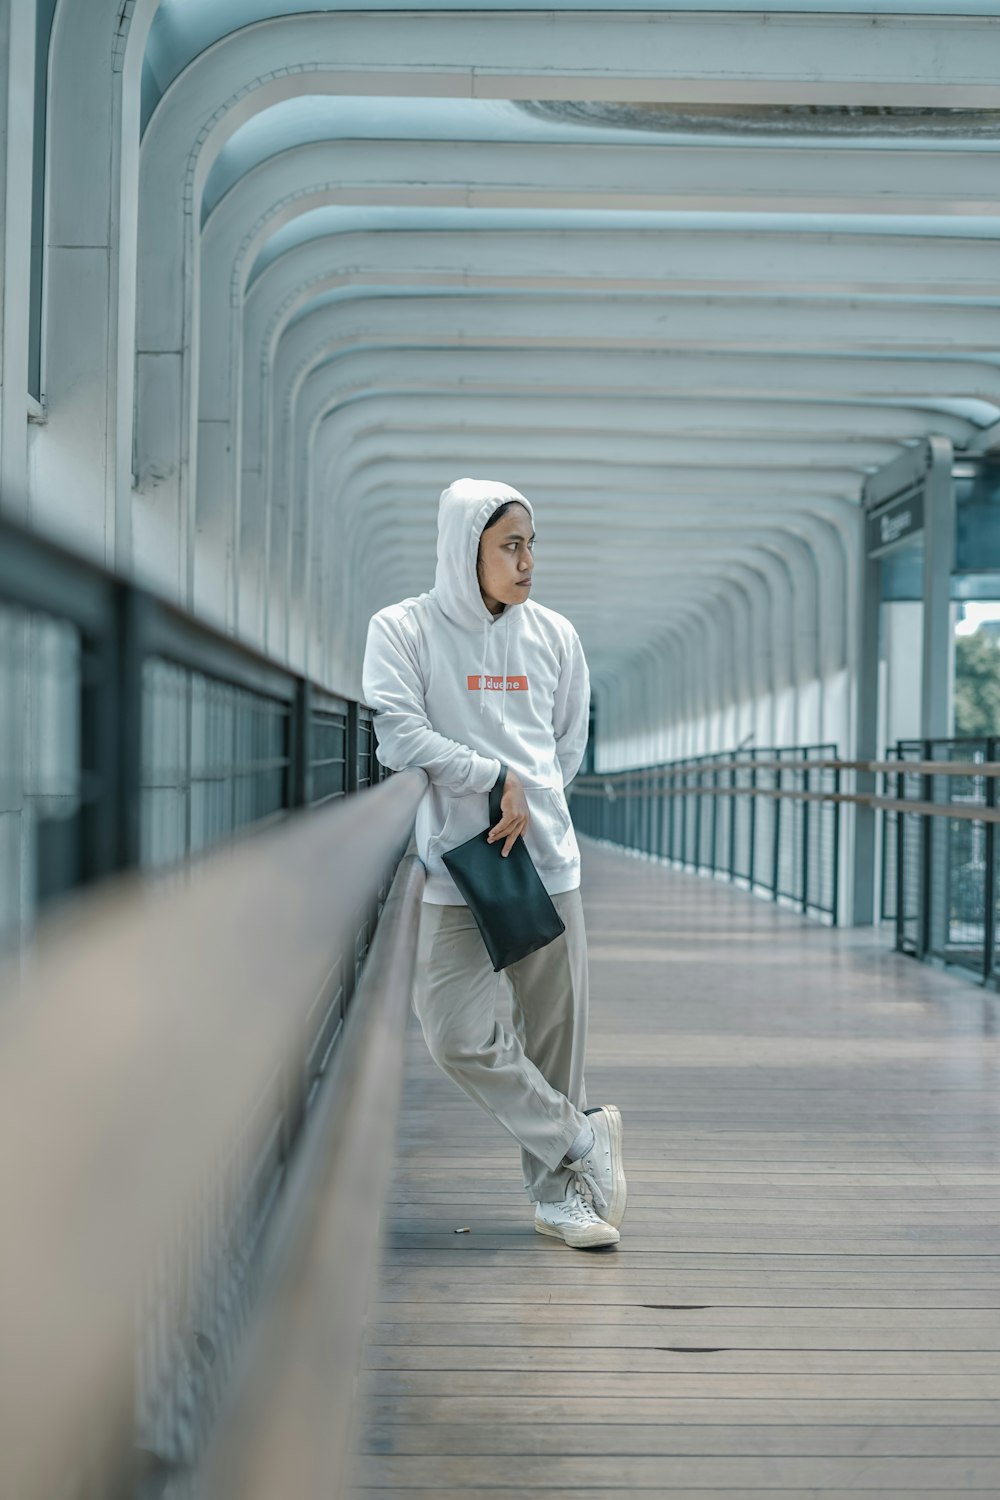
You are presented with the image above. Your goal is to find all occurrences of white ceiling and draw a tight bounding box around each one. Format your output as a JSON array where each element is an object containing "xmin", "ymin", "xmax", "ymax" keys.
[{"xmin": 136, "ymin": 3, "xmax": 1000, "ymax": 718}]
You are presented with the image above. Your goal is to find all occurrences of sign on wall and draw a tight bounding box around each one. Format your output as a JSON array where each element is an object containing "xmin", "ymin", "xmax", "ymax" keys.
[{"xmin": 867, "ymin": 488, "xmax": 924, "ymax": 559}]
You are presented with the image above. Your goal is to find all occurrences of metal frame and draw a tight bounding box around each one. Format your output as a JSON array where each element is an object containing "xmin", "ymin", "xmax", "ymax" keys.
[
  {"xmin": 575, "ymin": 738, "xmax": 1000, "ymax": 971},
  {"xmin": 0, "ymin": 512, "xmax": 388, "ymax": 936},
  {"xmin": 888, "ymin": 735, "xmax": 1000, "ymax": 988}
]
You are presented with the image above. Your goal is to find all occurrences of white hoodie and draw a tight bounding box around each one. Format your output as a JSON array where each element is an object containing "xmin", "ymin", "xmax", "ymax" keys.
[{"xmin": 361, "ymin": 477, "xmax": 591, "ymax": 904}]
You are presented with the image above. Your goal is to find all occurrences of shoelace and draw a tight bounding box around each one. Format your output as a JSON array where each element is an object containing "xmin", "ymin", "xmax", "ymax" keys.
[
  {"xmin": 569, "ymin": 1170, "xmax": 611, "ymax": 1218},
  {"xmin": 554, "ymin": 1186, "xmax": 602, "ymax": 1226}
]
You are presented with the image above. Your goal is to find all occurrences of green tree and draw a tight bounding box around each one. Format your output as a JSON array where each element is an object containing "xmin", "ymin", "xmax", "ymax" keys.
[{"xmin": 954, "ymin": 631, "xmax": 1000, "ymax": 737}]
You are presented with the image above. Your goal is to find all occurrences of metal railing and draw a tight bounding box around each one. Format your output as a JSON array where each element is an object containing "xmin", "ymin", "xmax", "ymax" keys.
[
  {"xmin": 196, "ymin": 850, "xmax": 426, "ymax": 1500},
  {"xmin": 0, "ymin": 511, "xmax": 425, "ymax": 1498},
  {"xmin": 0, "ymin": 759, "xmax": 427, "ymax": 1500},
  {"xmin": 570, "ymin": 744, "xmax": 841, "ymax": 924},
  {"xmin": 0, "ymin": 513, "xmax": 386, "ymax": 961},
  {"xmin": 881, "ymin": 737, "xmax": 1000, "ymax": 985},
  {"xmin": 573, "ymin": 739, "xmax": 1000, "ymax": 987}
]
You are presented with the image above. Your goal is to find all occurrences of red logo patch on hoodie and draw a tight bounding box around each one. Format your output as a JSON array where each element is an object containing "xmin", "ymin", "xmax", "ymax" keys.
[{"xmin": 467, "ymin": 675, "xmax": 528, "ymax": 692}]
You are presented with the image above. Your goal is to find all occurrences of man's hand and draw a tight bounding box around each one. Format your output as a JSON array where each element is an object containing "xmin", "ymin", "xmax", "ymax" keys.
[{"xmin": 487, "ymin": 768, "xmax": 530, "ymax": 857}]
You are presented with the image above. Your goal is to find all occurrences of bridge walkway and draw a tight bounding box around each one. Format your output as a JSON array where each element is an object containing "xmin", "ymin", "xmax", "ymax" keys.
[{"xmin": 349, "ymin": 839, "xmax": 1000, "ymax": 1498}]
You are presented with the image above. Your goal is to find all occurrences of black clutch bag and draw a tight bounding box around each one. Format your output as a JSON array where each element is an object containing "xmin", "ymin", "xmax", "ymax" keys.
[{"xmin": 441, "ymin": 764, "xmax": 567, "ymax": 972}]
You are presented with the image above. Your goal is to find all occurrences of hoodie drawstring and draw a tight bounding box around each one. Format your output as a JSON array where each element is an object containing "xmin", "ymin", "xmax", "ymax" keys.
[
  {"xmin": 479, "ymin": 620, "xmax": 488, "ymax": 715},
  {"xmin": 479, "ymin": 611, "xmax": 512, "ymax": 726},
  {"xmin": 501, "ymin": 614, "xmax": 511, "ymax": 728}
]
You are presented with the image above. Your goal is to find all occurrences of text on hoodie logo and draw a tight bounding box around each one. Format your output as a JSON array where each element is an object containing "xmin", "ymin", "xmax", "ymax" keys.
[{"xmin": 467, "ymin": 675, "xmax": 528, "ymax": 692}]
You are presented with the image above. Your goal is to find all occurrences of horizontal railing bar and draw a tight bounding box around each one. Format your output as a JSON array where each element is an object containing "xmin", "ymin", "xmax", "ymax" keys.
[
  {"xmin": 0, "ymin": 511, "xmax": 116, "ymax": 638},
  {"xmin": 0, "ymin": 767, "xmax": 426, "ymax": 1500},
  {"xmin": 866, "ymin": 759, "xmax": 1000, "ymax": 778},
  {"xmin": 141, "ymin": 596, "xmax": 299, "ymax": 705},
  {"xmin": 0, "ymin": 513, "xmax": 370, "ymax": 715},
  {"xmin": 196, "ymin": 850, "xmax": 425, "ymax": 1500},
  {"xmin": 867, "ymin": 795, "xmax": 1000, "ymax": 823},
  {"xmin": 308, "ymin": 686, "xmax": 351, "ymax": 715},
  {"xmin": 575, "ymin": 757, "xmax": 1000, "ymax": 780},
  {"xmin": 574, "ymin": 784, "xmax": 845, "ymax": 803},
  {"xmin": 572, "ymin": 783, "xmax": 1000, "ymax": 822}
]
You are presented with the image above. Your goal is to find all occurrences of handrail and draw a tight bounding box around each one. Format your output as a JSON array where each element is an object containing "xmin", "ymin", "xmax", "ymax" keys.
[
  {"xmin": 578, "ymin": 786, "xmax": 1000, "ymax": 824},
  {"xmin": 572, "ymin": 758, "xmax": 1000, "ymax": 823},
  {"xmin": 195, "ymin": 850, "xmax": 426, "ymax": 1500},
  {"xmin": 575, "ymin": 758, "xmax": 1000, "ymax": 779},
  {"xmin": 0, "ymin": 767, "xmax": 427, "ymax": 1500}
]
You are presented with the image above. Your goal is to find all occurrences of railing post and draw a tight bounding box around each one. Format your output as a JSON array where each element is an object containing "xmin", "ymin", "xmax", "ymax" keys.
[
  {"xmin": 895, "ymin": 752, "xmax": 906, "ymax": 953},
  {"xmin": 711, "ymin": 763, "xmax": 719, "ymax": 876},
  {"xmin": 668, "ymin": 769, "xmax": 674, "ymax": 862},
  {"xmin": 918, "ymin": 738, "xmax": 932, "ymax": 958},
  {"xmin": 288, "ymin": 678, "xmax": 312, "ymax": 809},
  {"xmin": 680, "ymin": 767, "xmax": 688, "ymax": 867},
  {"xmin": 78, "ymin": 581, "xmax": 144, "ymax": 885},
  {"xmin": 748, "ymin": 750, "xmax": 758, "ymax": 891},
  {"xmin": 832, "ymin": 761, "xmax": 841, "ymax": 927},
  {"xmin": 346, "ymin": 701, "xmax": 360, "ymax": 794},
  {"xmin": 729, "ymin": 755, "xmax": 737, "ymax": 882},
  {"xmin": 645, "ymin": 770, "xmax": 652, "ymax": 856},
  {"xmin": 802, "ymin": 759, "xmax": 810, "ymax": 915},
  {"xmin": 772, "ymin": 756, "xmax": 782, "ymax": 902},
  {"xmin": 693, "ymin": 763, "xmax": 702, "ymax": 873},
  {"xmin": 655, "ymin": 768, "xmax": 663, "ymax": 860},
  {"xmin": 984, "ymin": 738, "xmax": 996, "ymax": 986}
]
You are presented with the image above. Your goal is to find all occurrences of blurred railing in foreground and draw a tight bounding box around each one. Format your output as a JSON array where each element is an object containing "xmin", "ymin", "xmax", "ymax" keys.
[
  {"xmin": 0, "ymin": 511, "xmax": 386, "ymax": 965},
  {"xmin": 0, "ymin": 512, "xmax": 427, "ymax": 1499},
  {"xmin": 0, "ymin": 766, "xmax": 426, "ymax": 1500}
]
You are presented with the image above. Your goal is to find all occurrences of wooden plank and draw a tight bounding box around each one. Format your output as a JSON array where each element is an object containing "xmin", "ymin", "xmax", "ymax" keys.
[
  {"xmin": 358, "ymin": 1395, "xmax": 1000, "ymax": 1426},
  {"xmin": 375, "ymin": 1267, "xmax": 1000, "ymax": 1288},
  {"xmin": 369, "ymin": 1302, "xmax": 1000, "ymax": 1323},
  {"xmin": 373, "ymin": 1283, "xmax": 1000, "ymax": 1305},
  {"xmin": 350, "ymin": 842, "xmax": 1000, "ymax": 1498},
  {"xmin": 361, "ymin": 1370, "xmax": 1000, "ymax": 1398},
  {"xmin": 364, "ymin": 1348, "xmax": 1000, "ymax": 1373},
  {"xmin": 376, "ymin": 1250, "xmax": 1000, "ymax": 1268},
  {"xmin": 349, "ymin": 1454, "xmax": 1000, "ymax": 1489},
  {"xmin": 355, "ymin": 1421, "xmax": 1000, "ymax": 1456},
  {"xmin": 348, "ymin": 1490, "xmax": 997, "ymax": 1500},
  {"xmin": 366, "ymin": 1321, "xmax": 1000, "ymax": 1350}
]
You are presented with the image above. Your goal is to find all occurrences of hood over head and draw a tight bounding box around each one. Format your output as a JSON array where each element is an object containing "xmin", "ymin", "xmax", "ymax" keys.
[{"xmin": 433, "ymin": 476, "xmax": 534, "ymax": 632}]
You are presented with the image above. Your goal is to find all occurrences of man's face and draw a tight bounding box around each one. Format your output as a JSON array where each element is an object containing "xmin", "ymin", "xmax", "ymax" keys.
[{"xmin": 477, "ymin": 503, "xmax": 535, "ymax": 613}]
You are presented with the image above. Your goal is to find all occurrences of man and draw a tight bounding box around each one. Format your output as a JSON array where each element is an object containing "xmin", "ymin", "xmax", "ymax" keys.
[{"xmin": 361, "ymin": 477, "xmax": 626, "ymax": 1248}]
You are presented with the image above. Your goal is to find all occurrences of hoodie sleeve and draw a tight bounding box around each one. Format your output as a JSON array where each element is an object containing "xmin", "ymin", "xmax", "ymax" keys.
[
  {"xmin": 552, "ymin": 627, "xmax": 591, "ymax": 790},
  {"xmin": 362, "ymin": 610, "xmax": 501, "ymax": 794}
]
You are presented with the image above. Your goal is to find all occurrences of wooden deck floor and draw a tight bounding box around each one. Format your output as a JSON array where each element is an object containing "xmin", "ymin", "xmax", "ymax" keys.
[{"xmin": 348, "ymin": 839, "xmax": 1000, "ymax": 1498}]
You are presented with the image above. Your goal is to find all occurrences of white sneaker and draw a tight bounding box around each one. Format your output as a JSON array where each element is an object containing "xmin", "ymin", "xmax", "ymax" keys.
[
  {"xmin": 566, "ymin": 1104, "xmax": 627, "ymax": 1229},
  {"xmin": 534, "ymin": 1185, "xmax": 620, "ymax": 1248}
]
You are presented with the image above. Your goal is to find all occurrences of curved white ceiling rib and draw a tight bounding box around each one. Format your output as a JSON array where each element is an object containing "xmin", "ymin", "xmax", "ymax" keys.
[
  {"xmin": 142, "ymin": 1, "xmax": 1000, "ymax": 127},
  {"xmin": 132, "ymin": 2, "xmax": 1000, "ymax": 762}
]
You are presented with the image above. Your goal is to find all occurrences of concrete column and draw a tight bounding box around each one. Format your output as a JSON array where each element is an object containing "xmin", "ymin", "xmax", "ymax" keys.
[
  {"xmin": 850, "ymin": 539, "xmax": 880, "ymax": 926},
  {"xmin": 921, "ymin": 435, "xmax": 956, "ymax": 741}
]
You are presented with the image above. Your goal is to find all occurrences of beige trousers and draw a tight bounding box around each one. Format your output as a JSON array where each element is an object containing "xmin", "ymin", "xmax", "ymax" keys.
[{"xmin": 412, "ymin": 886, "xmax": 590, "ymax": 1203}]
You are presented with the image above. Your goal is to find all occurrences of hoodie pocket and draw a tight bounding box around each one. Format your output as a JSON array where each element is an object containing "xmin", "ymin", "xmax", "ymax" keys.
[
  {"xmin": 429, "ymin": 789, "xmax": 489, "ymax": 858},
  {"xmin": 523, "ymin": 786, "xmax": 578, "ymax": 870}
]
